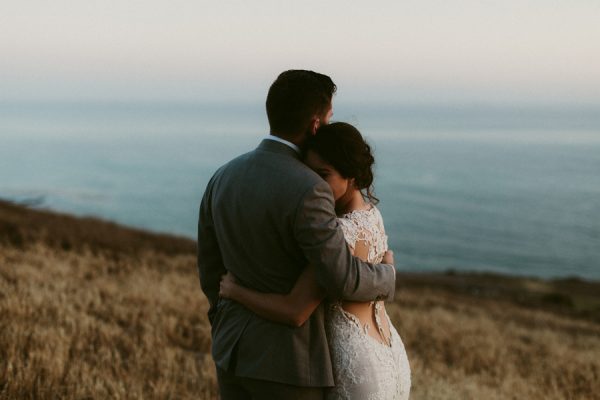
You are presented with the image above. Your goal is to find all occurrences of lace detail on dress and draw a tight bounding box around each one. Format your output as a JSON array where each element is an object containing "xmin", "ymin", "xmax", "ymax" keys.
[
  {"xmin": 338, "ymin": 205, "xmax": 389, "ymax": 264},
  {"xmin": 327, "ymin": 204, "xmax": 411, "ymax": 399},
  {"xmin": 326, "ymin": 303, "xmax": 411, "ymax": 400}
]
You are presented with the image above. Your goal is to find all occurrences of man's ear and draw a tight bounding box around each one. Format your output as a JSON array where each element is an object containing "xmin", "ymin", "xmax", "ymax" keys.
[{"xmin": 310, "ymin": 117, "xmax": 320, "ymax": 135}]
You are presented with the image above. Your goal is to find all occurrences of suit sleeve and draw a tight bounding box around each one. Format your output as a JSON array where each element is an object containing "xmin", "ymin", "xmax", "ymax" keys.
[
  {"xmin": 293, "ymin": 180, "xmax": 396, "ymax": 302},
  {"xmin": 197, "ymin": 175, "xmax": 226, "ymax": 325}
]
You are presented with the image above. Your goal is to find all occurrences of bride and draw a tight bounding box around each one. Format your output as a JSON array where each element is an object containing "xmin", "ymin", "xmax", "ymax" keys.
[{"xmin": 219, "ymin": 122, "xmax": 411, "ymax": 399}]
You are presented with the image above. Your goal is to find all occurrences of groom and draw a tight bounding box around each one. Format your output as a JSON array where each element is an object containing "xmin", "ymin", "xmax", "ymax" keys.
[{"xmin": 197, "ymin": 70, "xmax": 396, "ymax": 399}]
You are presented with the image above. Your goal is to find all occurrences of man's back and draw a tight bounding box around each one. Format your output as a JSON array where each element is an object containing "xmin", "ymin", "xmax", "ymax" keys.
[
  {"xmin": 198, "ymin": 139, "xmax": 335, "ymax": 386},
  {"xmin": 212, "ymin": 142, "xmax": 321, "ymax": 294}
]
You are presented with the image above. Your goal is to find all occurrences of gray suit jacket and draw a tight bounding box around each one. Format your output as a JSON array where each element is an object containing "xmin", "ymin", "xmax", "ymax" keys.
[{"xmin": 197, "ymin": 139, "xmax": 396, "ymax": 387}]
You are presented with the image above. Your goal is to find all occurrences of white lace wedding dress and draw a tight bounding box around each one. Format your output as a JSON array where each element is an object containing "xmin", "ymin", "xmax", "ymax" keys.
[{"xmin": 326, "ymin": 205, "xmax": 411, "ymax": 400}]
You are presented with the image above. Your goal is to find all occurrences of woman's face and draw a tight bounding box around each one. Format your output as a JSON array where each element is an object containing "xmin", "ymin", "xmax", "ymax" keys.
[{"xmin": 305, "ymin": 150, "xmax": 350, "ymax": 201}]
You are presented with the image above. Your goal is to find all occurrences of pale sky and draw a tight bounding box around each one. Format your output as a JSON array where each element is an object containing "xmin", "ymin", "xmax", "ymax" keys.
[{"xmin": 2, "ymin": 0, "xmax": 599, "ymax": 104}]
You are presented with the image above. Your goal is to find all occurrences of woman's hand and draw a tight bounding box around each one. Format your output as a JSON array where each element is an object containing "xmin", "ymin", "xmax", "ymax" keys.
[
  {"xmin": 219, "ymin": 271, "xmax": 239, "ymax": 299},
  {"xmin": 382, "ymin": 250, "xmax": 394, "ymax": 265}
]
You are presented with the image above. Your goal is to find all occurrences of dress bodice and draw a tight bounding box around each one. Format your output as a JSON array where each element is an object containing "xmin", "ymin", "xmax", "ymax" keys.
[
  {"xmin": 328, "ymin": 204, "xmax": 411, "ymax": 399},
  {"xmin": 337, "ymin": 205, "xmax": 388, "ymax": 264}
]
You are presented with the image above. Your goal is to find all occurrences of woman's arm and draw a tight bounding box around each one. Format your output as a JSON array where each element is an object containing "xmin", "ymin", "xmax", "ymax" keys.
[
  {"xmin": 218, "ymin": 244, "xmax": 393, "ymax": 328},
  {"xmin": 219, "ymin": 265, "xmax": 325, "ymax": 328}
]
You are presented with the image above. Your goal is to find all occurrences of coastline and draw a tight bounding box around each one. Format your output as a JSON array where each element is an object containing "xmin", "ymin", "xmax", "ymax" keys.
[
  {"xmin": 2, "ymin": 198, "xmax": 598, "ymax": 305},
  {"xmin": 1, "ymin": 199, "xmax": 599, "ymax": 399}
]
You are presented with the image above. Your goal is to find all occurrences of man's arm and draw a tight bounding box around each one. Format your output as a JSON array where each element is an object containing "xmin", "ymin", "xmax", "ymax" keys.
[
  {"xmin": 293, "ymin": 181, "xmax": 396, "ymax": 302},
  {"xmin": 197, "ymin": 176, "xmax": 226, "ymax": 325}
]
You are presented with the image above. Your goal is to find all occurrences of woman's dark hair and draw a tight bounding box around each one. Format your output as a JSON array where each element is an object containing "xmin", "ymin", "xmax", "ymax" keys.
[
  {"xmin": 307, "ymin": 122, "xmax": 379, "ymax": 204},
  {"xmin": 266, "ymin": 70, "xmax": 336, "ymax": 137}
]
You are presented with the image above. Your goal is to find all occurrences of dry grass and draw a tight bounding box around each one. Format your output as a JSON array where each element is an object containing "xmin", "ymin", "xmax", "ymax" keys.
[
  {"xmin": 0, "ymin": 244, "xmax": 216, "ymax": 399},
  {"xmin": 1, "ymin": 200, "xmax": 599, "ymax": 399},
  {"xmin": 392, "ymin": 289, "xmax": 599, "ymax": 399}
]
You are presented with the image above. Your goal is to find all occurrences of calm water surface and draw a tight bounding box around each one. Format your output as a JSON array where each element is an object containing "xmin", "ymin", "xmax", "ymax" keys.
[{"xmin": 1, "ymin": 102, "xmax": 599, "ymax": 279}]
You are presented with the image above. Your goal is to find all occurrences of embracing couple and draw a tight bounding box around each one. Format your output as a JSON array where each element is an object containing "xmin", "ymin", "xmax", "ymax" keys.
[{"xmin": 198, "ymin": 70, "xmax": 411, "ymax": 399}]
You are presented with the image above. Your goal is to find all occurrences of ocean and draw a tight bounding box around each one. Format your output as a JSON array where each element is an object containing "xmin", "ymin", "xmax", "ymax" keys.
[{"xmin": 1, "ymin": 101, "xmax": 599, "ymax": 280}]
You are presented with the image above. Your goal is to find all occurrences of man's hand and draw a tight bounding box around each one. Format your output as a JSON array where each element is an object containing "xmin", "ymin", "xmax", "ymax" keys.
[
  {"xmin": 382, "ymin": 250, "xmax": 394, "ymax": 265},
  {"xmin": 219, "ymin": 271, "xmax": 238, "ymax": 299}
]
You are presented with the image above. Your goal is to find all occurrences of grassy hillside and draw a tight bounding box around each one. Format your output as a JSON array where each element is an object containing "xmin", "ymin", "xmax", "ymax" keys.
[{"xmin": 1, "ymin": 200, "xmax": 599, "ymax": 399}]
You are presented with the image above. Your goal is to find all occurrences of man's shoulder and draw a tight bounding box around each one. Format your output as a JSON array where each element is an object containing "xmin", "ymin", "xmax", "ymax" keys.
[
  {"xmin": 207, "ymin": 149, "xmax": 255, "ymax": 184},
  {"xmin": 217, "ymin": 147, "xmax": 324, "ymax": 191}
]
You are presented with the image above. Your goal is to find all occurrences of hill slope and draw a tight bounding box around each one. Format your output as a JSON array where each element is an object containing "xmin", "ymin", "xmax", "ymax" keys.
[{"xmin": 1, "ymin": 200, "xmax": 598, "ymax": 399}]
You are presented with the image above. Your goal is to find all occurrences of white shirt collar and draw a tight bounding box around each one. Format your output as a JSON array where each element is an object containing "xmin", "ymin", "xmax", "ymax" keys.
[{"xmin": 264, "ymin": 134, "xmax": 301, "ymax": 154}]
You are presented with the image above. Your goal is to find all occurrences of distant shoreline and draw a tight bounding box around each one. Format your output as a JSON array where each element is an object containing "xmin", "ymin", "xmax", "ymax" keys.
[
  {"xmin": 1, "ymin": 197, "xmax": 599, "ymax": 325},
  {"xmin": 1, "ymin": 196, "xmax": 597, "ymax": 283}
]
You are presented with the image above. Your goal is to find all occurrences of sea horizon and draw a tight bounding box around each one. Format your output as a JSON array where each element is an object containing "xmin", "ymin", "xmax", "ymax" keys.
[{"xmin": 2, "ymin": 101, "xmax": 599, "ymax": 280}]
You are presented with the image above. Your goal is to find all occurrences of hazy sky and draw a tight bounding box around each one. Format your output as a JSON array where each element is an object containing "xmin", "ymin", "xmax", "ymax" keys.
[{"xmin": 2, "ymin": 0, "xmax": 599, "ymax": 104}]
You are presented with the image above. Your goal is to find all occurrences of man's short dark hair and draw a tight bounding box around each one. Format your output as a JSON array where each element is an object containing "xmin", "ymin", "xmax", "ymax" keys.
[{"xmin": 266, "ymin": 70, "xmax": 336, "ymax": 137}]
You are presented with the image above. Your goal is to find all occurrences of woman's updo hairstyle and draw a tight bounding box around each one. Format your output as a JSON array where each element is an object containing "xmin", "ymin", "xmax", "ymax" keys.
[{"xmin": 307, "ymin": 122, "xmax": 379, "ymax": 204}]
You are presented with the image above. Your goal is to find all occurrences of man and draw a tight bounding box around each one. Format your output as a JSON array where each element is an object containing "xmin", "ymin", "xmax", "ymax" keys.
[{"xmin": 198, "ymin": 70, "xmax": 396, "ymax": 399}]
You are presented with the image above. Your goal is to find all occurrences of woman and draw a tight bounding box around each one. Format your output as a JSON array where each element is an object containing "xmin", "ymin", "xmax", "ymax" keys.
[{"xmin": 219, "ymin": 122, "xmax": 411, "ymax": 399}]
